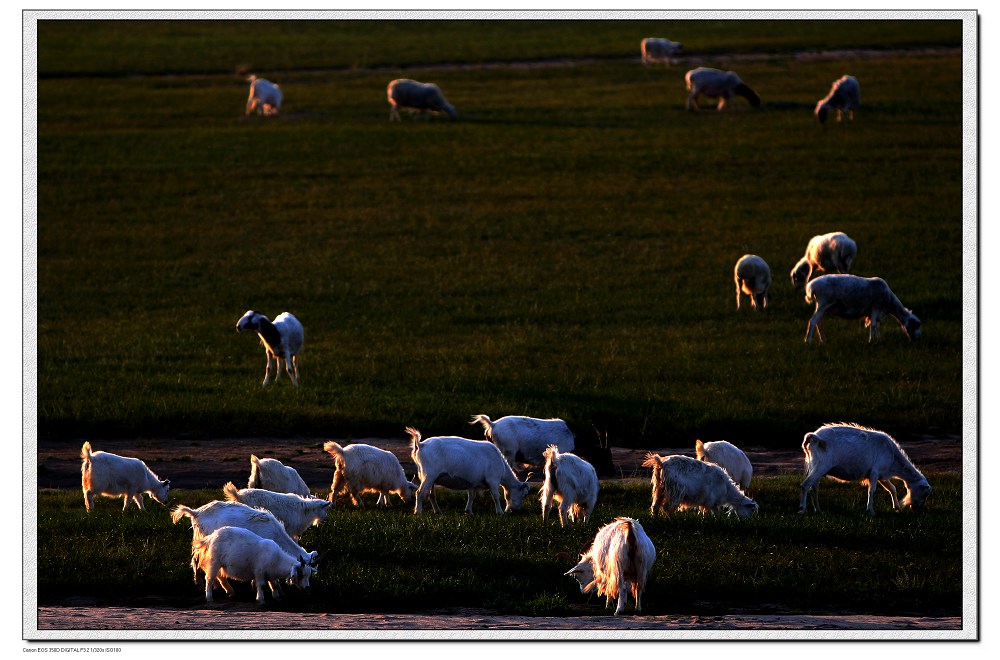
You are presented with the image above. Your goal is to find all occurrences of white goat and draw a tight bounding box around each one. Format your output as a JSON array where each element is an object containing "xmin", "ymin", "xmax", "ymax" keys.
[
  {"xmin": 387, "ymin": 79, "xmax": 457, "ymax": 121},
  {"xmin": 245, "ymin": 75, "xmax": 283, "ymax": 116},
  {"xmin": 540, "ymin": 445, "xmax": 599, "ymax": 527},
  {"xmin": 564, "ymin": 517, "xmax": 655, "ymax": 616},
  {"xmin": 408, "ymin": 427, "xmax": 531, "ymax": 515},
  {"xmin": 80, "ymin": 441, "xmax": 170, "ymax": 512},
  {"xmin": 799, "ymin": 423, "xmax": 931, "ymax": 515},
  {"xmin": 323, "ymin": 441, "xmax": 417, "ymax": 508},
  {"xmin": 247, "ymin": 455, "xmax": 312, "ymax": 497},
  {"xmin": 695, "ymin": 439, "xmax": 753, "ymax": 491},
  {"xmin": 804, "ymin": 274, "xmax": 922, "ymax": 344},
  {"xmin": 469, "ymin": 414, "xmax": 576, "ymax": 471},
  {"xmin": 192, "ymin": 526, "xmax": 315, "ymax": 605},
  {"xmin": 790, "ymin": 231, "xmax": 857, "ymax": 287},
  {"xmin": 640, "ymin": 37, "xmax": 682, "ymax": 65},
  {"xmin": 734, "ymin": 254, "xmax": 771, "ymax": 311},
  {"xmin": 815, "ymin": 75, "xmax": 860, "ymax": 124},
  {"xmin": 685, "ymin": 67, "xmax": 761, "ymax": 111},
  {"xmin": 222, "ymin": 482, "xmax": 330, "ymax": 540},
  {"xmin": 643, "ymin": 453, "xmax": 758, "ymax": 518},
  {"xmin": 236, "ymin": 310, "xmax": 303, "ymax": 387}
]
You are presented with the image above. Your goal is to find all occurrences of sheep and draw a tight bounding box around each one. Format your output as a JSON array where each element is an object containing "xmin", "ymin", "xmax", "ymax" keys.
[
  {"xmin": 236, "ymin": 310, "xmax": 303, "ymax": 387},
  {"xmin": 563, "ymin": 517, "xmax": 655, "ymax": 616},
  {"xmin": 640, "ymin": 37, "xmax": 682, "ymax": 65},
  {"xmin": 191, "ymin": 526, "xmax": 315, "ymax": 605},
  {"xmin": 790, "ymin": 232, "xmax": 857, "ymax": 287},
  {"xmin": 734, "ymin": 254, "xmax": 771, "ymax": 311},
  {"xmin": 323, "ymin": 441, "xmax": 417, "ymax": 508},
  {"xmin": 80, "ymin": 441, "xmax": 170, "ymax": 512},
  {"xmin": 643, "ymin": 453, "xmax": 758, "ymax": 518},
  {"xmin": 221, "ymin": 482, "xmax": 331, "ymax": 540},
  {"xmin": 540, "ymin": 445, "xmax": 599, "ymax": 527},
  {"xmin": 685, "ymin": 67, "xmax": 761, "ymax": 111},
  {"xmin": 804, "ymin": 274, "xmax": 922, "ymax": 344},
  {"xmin": 799, "ymin": 423, "xmax": 931, "ymax": 515},
  {"xmin": 695, "ymin": 439, "xmax": 753, "ymax": 491},
  {"xmin": 815, "ymin": 75, "xmax": 860, "ymax": 124},
  {"xmin": 245, "ymin": 75, "xmax": 283, "ymax": 116},
  {"xmin": 387, "ymin": 79, "xmax": 457, "ymax": 121},
  {"xmin": 407, "ymin": 427, "xmax": 531, "ymax": 515},
  {"xmin": 247, "ymin": 454, "xmax": 311, "ymax": 497},
  {"xmin": 469, "ymin": 414, "xmax": 576, "ymax": 472}
]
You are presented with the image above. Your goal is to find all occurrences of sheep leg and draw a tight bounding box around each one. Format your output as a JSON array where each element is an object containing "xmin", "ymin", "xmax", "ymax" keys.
[
  {"xmin": 121, "ymin": 494, "xmax": 132, "ymax": 511},
  {"xmin": 614, "ymin": 587, "xmax": 628, "ymax": 615},
  {"xmin": 735, "ymin": 280, "xmax": 742, "ymax": 309},
  {"xmin": 254, "ymin": 577, "xmax": 267, "ymax": 605},
  {"xmin": 878, "ymin": 479, "xmax": 900, "ymax": 509},
  {"xmin": 83, "ymin": 489, "xmax": 94, "ymax": 512},
  {"xmin": 282, "ymin": 355, "xmax": 299, "ymax": 386},
  {"xmin": 716, "ymin": 97, "xmax": 727, "ymax": 111},
  {"xmin": 204, "ymin": 568, "xmax": 217, "ymax": 603},
  {"xmin": 414, "ymin": 480, "xmax": 434, "ymax": 514},
  {"xmin": 806, "ymin": 305, "xmax": 829, "ymax": 343},
  {"xmin": 558, "ymin": 501, "xmax": 571, "ymax": 528},
  {"xmin": 541, "ymin": 489, "xmax": 553, "ymax": 523},
  {"xmin": 686, "ymin": 92, "xmax": 699, "ymax": 111},
  {"xmin": 487, "ymin": 485, "xmax": 505, "ymax": 514},
  {"xmin": 799, "ymin": 473, "xmax": 823, "ymax": 513},
  {"xmin": 262, "ymin": 354, "xmax": 275, "ymax": 386},
  {"xmin": 133, "ymin": 494, "xmax": 147, "ymax": 511},
  {"xmin": 291, "ymin": 355, "xmax": 300, "ymax": 382},
  {"xmin": 633, "ymin": 584, "xmax": 643, "ymax": 614}
]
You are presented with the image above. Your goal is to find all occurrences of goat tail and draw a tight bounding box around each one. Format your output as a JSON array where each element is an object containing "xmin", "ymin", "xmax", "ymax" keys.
[
  {"xmin": 469, "ymin": 414, "xmax": 494, "ymax": 439},
  {"xmin": 222, "ymin": 481, "xmax": 240, "ymax": 502},
  {"xmin": 694, "ymin": 439, "xmax": 706, "ymax": 461},
  {"xmin": 543, "ymin": 445, "xmax": 559, "ymax": 491},
  {"xmin": 323, "ymin": 441, "xmax": 346, "ymax": 469},
  {"xmin": 641, "ymin": 452, "xmax": 661, "ymax": 470},
  {"xmin": 171, "ymin": 505, "xmax": 197, "ymax": 525},
  {"xmin": 405, "ymin": 427, "xmax": 422, "ymax": 461},
  {"xmin": 80, "ymin": 441, "xmax": 93, "ymax": 460}
]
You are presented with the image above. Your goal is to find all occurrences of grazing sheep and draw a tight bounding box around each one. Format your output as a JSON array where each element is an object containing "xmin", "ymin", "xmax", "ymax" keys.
[
  {"xmin": 323, "ymin": 441, "xmax": 417, "ymax": 508},
  {"xmin": 247, "ymin": 455, "xmax": 311, "ymax": 497},
  {"xmin": 245, "ymin": 75, "xmax": 283, "ymax": 116},
  {"xmin": 640, "ymin": 37, "xmax": 682, "ymax": 65},
  {"xmin": 685, "ymin": 67, "xmax": 761, "ymax": 111},
  {"xmin": 564, "ymin": 517, "xmax": 655, "ymax": 615},
  {"xmin": 816, "ymin": 75, "xmax": 860, "ymax": 124},
  {"xmin": 790, "ymin": 232, "xmax": 857, "ymax": 287},
  {"xmin": 799, "ymin": 423, "xmax": 931, "ymax": 515},
  {"xmin": 734, "ymin": 254, "xmax": 771, "ymax": 311},
  {"xmin": 804, "ymin": 274, "xmax": 921, "ymax": 343},
  {"xmin": 387, "ymin": 79, "xmax": 457, "ymax": 121},
  {"xmin": 695, "ymin": 439, "xmax": 753, "ymax": 491},
  {"xmin": 80, "ymin": 441, "xmax": 170, "ymax": 512},
  {"xmin": 540, "ymin": 445, "xmax": 599, "ymax": 527},
  {"xmin": 236, "ymin": 310, "xmax": 304, "ymax": 387},
  {"xmin": 469, "ymin": 414, "xmax": 576, "ymax": 472},
  {"xmin": 222, "ymin": 482, "xmax": 331, "ymax": 540},
  {"xmin": 643, "ymin": 453, "xmax": 758, "ymax": 518}
]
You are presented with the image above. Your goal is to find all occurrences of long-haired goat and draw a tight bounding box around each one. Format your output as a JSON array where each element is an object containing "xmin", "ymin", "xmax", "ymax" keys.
[
  {"xmin": 695, "ymin": 439, "xmax": 753, "ymax": 491},
  {"xmin": 221, "ymin": 482, "xmax": 330, "ymax": 540},
  {"xmin": 685, "ymin": 67, "xmax": 761, "ymax": 111},
  {"xmin": 236, "ymin": 310, "xmax": 304, "ymax": 387},
  {"xmin": 81, "ymin": 441, "xmax": 170, "ymax": 512},
  {"xmin": 790, "ymin": 232, "xmax": 857, "ymax": 287},
  {"xmin": 564, "ymin": 517, "xmax": 655, "ymax": 615},
  {"xmin": 323, "ymin": 441, "xmax": 417, "ymax": 508},
  {"xmin": 469, "ymin": 414, "xmax": 576, "ymax": 472},
  {"xmin": 643, "ymin": 453, "xmax": 758, "ymax": 518},
  {"xmin": 804, "ymin": 274, "xmax": 921, "ymax": 343},
  {"xmin": 540, "ymin": 445, "xmax": 599, "ymax": 526},
  {"xmin": 247, "ymin": 455, "xmax": 311, "ymax": 497}
]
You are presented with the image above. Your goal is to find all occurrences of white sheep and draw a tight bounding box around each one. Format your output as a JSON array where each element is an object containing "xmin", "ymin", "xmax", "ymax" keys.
[
  {"xmin": 247, "ymin": 454, "xmax": 312, "ymax": 497},
  {"xmin": 734, "ymin": 254, "xmax": 771, "ymax": 311},
  {"xmin": 815, "ymin": 75, "xmax": 860, "ymax": 124},
  {"xmin": 80, "ymin": 441, "xmax": 170, "ymax": 512},
  {"xmin": 222, "ymin": 482, "xmax": 331, "ymax": 540},
  {"xmin": 685, "ymin": 67, "xmax": 761, "ymax": 111},
  {"xmin": 408, "ymin": 427, "xmax": 531, "ymax": 515},
  {"xmin": 804, "ymin": 274, "xmax": 922, "ymax": 343},
  {"xmin": 799, "ymin": 423, "xmax": 931, "ymax": 515},
  {"xmin": 643, "ymin": 453, "xmax": 758, "ymax": 518},
  {"xmin": 564, "ymin": 517, "xmax": 655, "ymax": 616},
  {"xmin": 192, "ymin": 526, "xmax": 315, "ymax": 605},
  {"xmin": 245, "ymin": 75, "xmax": 283, "ymax": 116},
  {"xmin": 640, "ymin": 37, "xmax": 682, "ymax": 65},
  {"xmin": 540, "ymin": 445, "xmax": 599, "ymax": 527},
  {"xmin": 790, "ymin": 231, "xmax": 857, "ymax": 287},
  {"xmin": 469, "ymin": 414, "xmax": 576, "ymax": 472},
  {"xmin": 236, "ymin": 310, "xmax": 304, "ymax": 387},
  {"xmin": 387, "ymin": 79, "xmax": 457, "ymax": 121},
  {"xmin": 695, "ymin": 439, "xmax": 753, "ymax": 491},
  {"xmin": 323, "ymin": 441, "xmax": 417, "ymax": 508}
]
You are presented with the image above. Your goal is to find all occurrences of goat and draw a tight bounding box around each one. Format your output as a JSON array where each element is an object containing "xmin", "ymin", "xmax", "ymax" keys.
[
  {"xmin": 685, "ymin": 67, "xmax": 761, "ymax": 111},
  {"xmin": 245, "ymin": 75, "xmax": 283, "ymax": 116},
  {"xmin": 236, "ymin": 310, "xmax": 304, "ymax": 387},
  {"xmin": 564, "ymin": 517, "xmax": 655, "ymax": 615},
  {"xmin": 247, "ymin": 454, "xmax": 311, "ymax": 497},
  {"xmin": 790, "ymin": 232, "xmax": 857, "ymax": 287},
  {"xmin": 222, "ymin": 482, "xmax": 330, "ymax": 540},
  {"xmin": 799, "ymin": 423, "xmax": 931, "ymax": 515},
  {"xmin": 80, "ymin": 441, "xmax": 170, "ymax": 512},
  {"xmin": 640, "ymin": 37, "xmax": 682, "ymax": 65},
  {"xmin": 734, "ymin": 254, "xmax": 771, "ymax": 311},
  {"xmin": 695, "ymin": 439, "xmax": 753, "ymax": 491},
  {"xmin": 804, "ymin": 274, "xmax": 921, "ymax": 343},
  {"xmin": 469, "ymin": 414, "xmax": 575, "ymax": 472},
  {"xmin": 540, "ymin": 445, "xmax": 599, "ymax": 526},
  {"xmin": 816, "ymin": 75, "xmax": 860, "ymax": 124},
  {"xmin": 323, "ymin": 441, "xmax": 417, "ymax": 508},
  {"xmin": 643, "ymin": 453, "xmax": 758, "ymax": 518},
  {"xmin": 387, "ymin": 79, "xmax": 457, "ymax": 121}
]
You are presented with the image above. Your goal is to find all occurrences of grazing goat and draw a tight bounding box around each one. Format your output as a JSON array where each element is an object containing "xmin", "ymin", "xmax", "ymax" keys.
[
  {"xmin": 643, "ymin": 453, "xmax": 758, "ymax": 518},
  {"xmin": 685, "ymin": 67, "xmax": 761, "ymax": 111},
  {"xmin": 323, "ymin": 441, "xmax": 417, "ymax": 508},
  {"xmin": 540, "ymin": 445, "xmax": 599, "ymax": 526},
  {"xmin": 564, "ymin": 517, "xmax": 655, "ymax": 616},
  {"xmin": 695, "ymin": 439, "xmax": 753, "ymax": 491},
  {"xmin": 799, "ymin": 423, "xmax": 931, "ymax": 515},
  {"xmin": 804, "ymin": 274, "xmax": 921, "ymax": 343},
  {"xmin": 222, "ymin": 482, "xmax": 330, "ymax": 540},
  {"xmin": 236, "ymin": 310, "xmax": 303, "ymax": 387},
  {"xmin": 408, "ymin": 427, "xmax": 531, "ymax": 515},
  {"xmin": 247, "ymin": 455, "xmax": 312, "ymax": 497},
  {"xmin": 734, "ymin": 254, "xmax": 771, "ymax": 311},
  {"xmin": 192, "ymin": 526, "xmax": 315, "ymax": 605},
  {"xmin": 387, "ymin": 79, "xmax": 457, "ymax": 121},
  {"xmin": 469, "ymin": 414, "xmax": 576, "ymax": 472},
  {"xmin": 245, "ymin": 75, "xmax": 283, "ymax": 116},
  {"xmin": 790, "ymin": 232, "xmax": 857, "ymax": 287},
  {"xmin": 80, "ymin": 441, "xmax": 170, "ymax": 512},
  {"xmin": 816, "ymin": 75, "xmax": 860, "ymax": 124},
  {"xmin": 640, "ymin": 37, "xmax": 682, "ymax": 65}
]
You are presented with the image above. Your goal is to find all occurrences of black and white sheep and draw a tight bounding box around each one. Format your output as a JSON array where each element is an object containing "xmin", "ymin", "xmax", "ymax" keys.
[
  {"xmin": 804, "ymin": 274, "xmax": 921, "ymax": 344},
  {"xmin": 236, "ymin": 310, "xmax": 304, "ymax": 387},
  {"xmin": 245, "ymin": 75, "xmax": 283, "ymax": 116},
  {"xmin": 685, "ymin": 67, "xmax": 761, "ymax": 111},
  {"xmin": 815, "ymin": 75, "xmax": 860, "ymax": 124},
  {"xmin": 790, "ymin": 232, "xmax": 857, "ymax": 287},
  {"xmin": 734, "ymin": 254, "xmax": 771, "ymax": 311},
  {"xmin": 387, "ymin": 79, "xmax": 457, "ymax": 121},
  {"xmin": 640, "ymin": 37, "xmax": 682, "ymax": 65}
]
